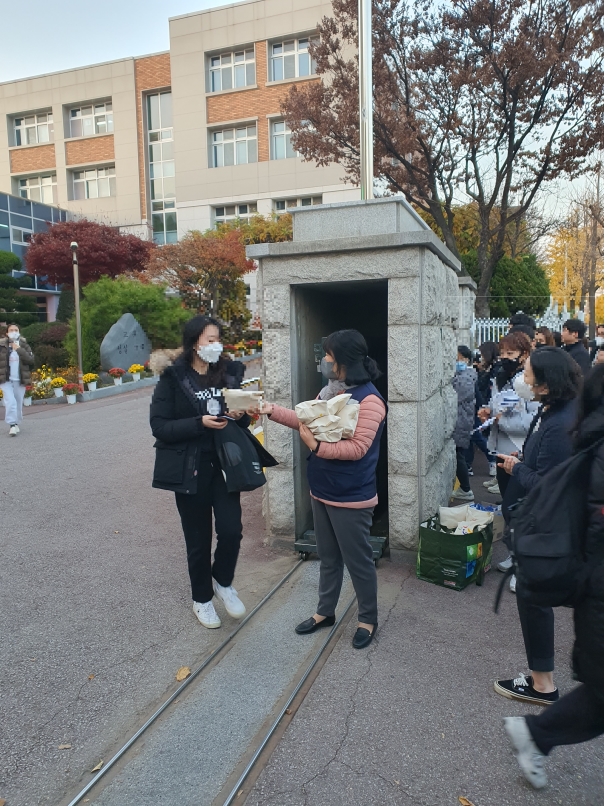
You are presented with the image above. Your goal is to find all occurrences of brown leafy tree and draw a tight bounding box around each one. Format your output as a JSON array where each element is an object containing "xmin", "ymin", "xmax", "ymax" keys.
[
  {"xmin": 282, "ymin": 0, "xmax": 603, "ymax": 315},
  {"xmin": 25, "ymin": 219, "xmax": 155, "ymax": 286}
]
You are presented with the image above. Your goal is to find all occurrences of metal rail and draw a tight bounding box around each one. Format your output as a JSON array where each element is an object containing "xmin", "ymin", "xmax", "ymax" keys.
[
  {"xmin": 221, "ymin": 594, "xmax": 357, "ymax": 806},
  {"xmin": 65, "ymin": 559, "xmax": 304, "ymax": 806}
]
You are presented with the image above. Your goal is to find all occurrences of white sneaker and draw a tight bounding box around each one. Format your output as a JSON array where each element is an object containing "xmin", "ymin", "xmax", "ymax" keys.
[
  {"xmin": 489, "ymin": 462, "xmax": 497, "ymax": 476},
  {"xmin": 487, "ymin": 483, "xmax": 500, "ymax": 495},
  {"xmin": 193, "ymin": 600, "xmax": 221, "ymax": 629},
  {"xmin": 452, "ymin": 488, "xmax": 474, "ymax": 501},
  {"xmin": 483, "ymin": 479, "xmax": 496, "ymax": 488},
  {"xmin": 510, "ymin": 574, "xmax": 517, "ymax": 593},
  {"xmin": 213, "ymin": 579, "xmax": 246, "ymax": 619},
  {"xmin": 498, "ymin": 556, "xmax": 513, "ymax": 573},
  {"xmin": 503, "ymin": 716, "xmax": 547, "ymax": 789},
  {"xmin": 8, "ymin": 425, "xmax": 18, "ymax": 436}
]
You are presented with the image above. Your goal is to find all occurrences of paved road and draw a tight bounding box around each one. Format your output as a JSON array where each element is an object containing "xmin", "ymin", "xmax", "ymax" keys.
[{"xmin": 0, "ymin": 390, "xmax": 293, "ymax": 806}]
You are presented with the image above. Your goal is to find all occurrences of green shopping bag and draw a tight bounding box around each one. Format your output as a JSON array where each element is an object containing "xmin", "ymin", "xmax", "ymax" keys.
[{"xmin": 416, "ymin": 516, "xmax": 493, "ymax": 591}]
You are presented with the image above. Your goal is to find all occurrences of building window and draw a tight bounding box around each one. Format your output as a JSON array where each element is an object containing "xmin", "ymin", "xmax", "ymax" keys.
[
  {"xmin": 270, "ymin": 38, "xmax": 317, "ymax": 81},
  {"xmin": 270, "ymin": 121, "xmax": 298, "ymax": 160},
  {"xmin": 14, "ymin": 112, "xmax": 54, "ymax": 146},
  {"xmin": 146, "ymin": 92, "xmax": 177, "ymax": 245},
  {"xmin": 72, "ymin": 166, "xmax": 116, "ymax": 200},
  {"xmin": 214, "ymin": 203, "xmax": 258, "ymax": 224},
  {"xmin": 209, "ymin": 49, "xmax": 255, "ymax": 92},
  {"xmin": 212, "ymin": 125, "xmax": 257, "ymax": 167},
  {"xmin": 69, "ymin": 102, "xmax": 113, "ymax": 137},
  {"xmin": 274, "ymin": 196, "xmax": 322, "ymax": 213},
  {"xmin": 18, "ymin": 174, "xmax": 58, "ymax": 205},
  {"xmin": 12, "ymin": 227, "xmax": 32, "ymax": 243}
]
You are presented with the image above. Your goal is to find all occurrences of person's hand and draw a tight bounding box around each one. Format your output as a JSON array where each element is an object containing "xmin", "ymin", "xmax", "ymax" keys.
[
  {"xmin": 259, "ymin": 401, "xmax": 274, "ymax": 416},
  {"xmin": 202, "ymin": 415, "xmax": 228, "ymax": 429},
  {"xmin": 228, "ymin": 410, "xmax": 244, "ymax": 420},
  {"xmin": 497, "ymin": 453, "xmax": 520, "ymax": 475},
  {"xmin": 299, "ymin": 423, "xmax": 319, "ymax": 452},
  {"xmin": 477, "ymin": 407, "xmax": 491, "ymax": 423},
  {"xmin": 11, "ymin": 342, "xmax": 19, "ymax": 351},
  {"xmin": 246, "ymin": 405, "xmax": 260, "ymax": 417},
  {"xmin": 511, "ymin": 451, "xmax": 519, "ymax": 458}
]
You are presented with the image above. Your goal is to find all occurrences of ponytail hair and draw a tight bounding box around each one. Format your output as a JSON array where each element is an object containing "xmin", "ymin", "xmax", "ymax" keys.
[{"xmin": 323, "ymin": 329, "xmax": 382, "ymax": 386}]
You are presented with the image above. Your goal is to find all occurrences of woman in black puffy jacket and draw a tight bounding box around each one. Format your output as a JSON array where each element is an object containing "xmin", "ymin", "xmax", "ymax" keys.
[{"xmin": 502, "ymin": 364, "xmax": 603, "ymax": 790}]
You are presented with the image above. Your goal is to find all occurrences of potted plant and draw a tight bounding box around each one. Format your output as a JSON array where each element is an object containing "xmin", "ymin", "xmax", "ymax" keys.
[
  {"xmin": 83, "ymin": 373, "xmax": 99, "ymax": 391},
  {"xmin": 128, "ymin": 363, "xmax": 145, "ymax": 382},
  {"xmin": 23, "ymin": 385, "xmax": 34, "ymax": 407},
  {"xmin": 108, "ymin": 368, "xmax": 126, "ymax": 386},
  {"xmin": 62, "ymin": 382, "xmax": 82, "ymax": 405},
  {"xmin": 51, "ymin": 377, "xmax": 67, "ymax": 398}
]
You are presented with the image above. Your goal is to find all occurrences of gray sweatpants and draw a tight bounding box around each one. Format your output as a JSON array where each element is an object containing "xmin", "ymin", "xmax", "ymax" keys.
[{"xmin": 312, "ymin": 498, "xmax": 378, "ymax": 625}]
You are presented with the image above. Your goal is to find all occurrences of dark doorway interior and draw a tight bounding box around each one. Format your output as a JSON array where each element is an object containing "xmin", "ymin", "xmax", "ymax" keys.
[{"xmin": 290, "ymin": 279, "xmax": 389, "ymax": 541}]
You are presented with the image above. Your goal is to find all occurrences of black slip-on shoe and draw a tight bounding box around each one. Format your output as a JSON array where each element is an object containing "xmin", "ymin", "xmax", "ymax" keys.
[
  {"xmin": 494, "ymin": 673, "xmax": 558, "ymax": 706},
  {"xmin": 352, "ymin": 624, "xmax": 377, "ymax": 649},
  {"xmin": 295, "ymin": 615, "xmax": 336, "ymax": 635}
]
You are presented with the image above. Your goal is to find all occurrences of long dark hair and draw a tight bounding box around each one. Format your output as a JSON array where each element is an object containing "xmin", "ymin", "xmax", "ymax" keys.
[
  {"xmin": 574, "ymin": 363, "xmax": 604, "ymax": 449},
  {"xmin": 529, "ymin": 346, "xmax": 582, "ymax": 407},
  {"xmin": 323, "ymin": 329, "xmax": 381, "ymax": 386},
  {"xmin": 479, "ymin": 340, "xmax": 499, "ymax": 368},
  {"xmin": 181, "ymin": 315, "xmax": 228, "ymax": 387}
]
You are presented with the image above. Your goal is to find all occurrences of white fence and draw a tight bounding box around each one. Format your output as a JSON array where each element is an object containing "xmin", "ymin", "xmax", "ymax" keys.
[{"xmin": 471, "ymin": 311, "xmax": 568, "ymax": 347}]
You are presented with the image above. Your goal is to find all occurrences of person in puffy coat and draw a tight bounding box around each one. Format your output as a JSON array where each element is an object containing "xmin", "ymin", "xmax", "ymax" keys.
[
  {"xmin": 0, "ymin": 323, "xmax": 34, "ymax": 437},
  {"xmin": 503, "ymin": 363, "xmax": 603, "ymax": 790},
  {"xmin": 452, "ymin": 345, "xmax": 477, "ymax": 501}
]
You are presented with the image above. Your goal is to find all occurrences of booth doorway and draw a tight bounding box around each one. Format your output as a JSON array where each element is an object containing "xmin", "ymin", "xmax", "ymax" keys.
[{"xmin": 290, "ymin": 279, "xmax": 389, "ymax": 541}]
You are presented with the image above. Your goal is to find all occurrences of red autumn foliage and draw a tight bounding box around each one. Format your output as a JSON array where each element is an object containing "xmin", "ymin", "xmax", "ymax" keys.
[{"xmin": 25, "ymin": 219, "xmax": 155, "ymax": 287}]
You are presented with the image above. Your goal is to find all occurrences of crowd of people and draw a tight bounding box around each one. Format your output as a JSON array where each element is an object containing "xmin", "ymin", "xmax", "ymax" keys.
[{"xmin": 451, "ymin": 313, "xmax": 603, "ymax": 788}]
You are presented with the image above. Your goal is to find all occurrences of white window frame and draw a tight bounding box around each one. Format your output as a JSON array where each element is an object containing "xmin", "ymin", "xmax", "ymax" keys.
[
  {"xmin": 69, "ymin": 102, "xmax": 113, "ymax": 138},
  {"xmin": 18, "ymin": 174, "xmax": 58, "ymax": 205},
  {"xmin": 212, "ymin": 125, "xmax": 258, "ymax": 168},
  {"xmin": 270, "ymin": 37, "xmax": 317, "ymax": 82},
  {"xmin": 274, "ymin": 196, "xmax": 322, "ymax": 213},
  {"xmin": 14, "ymin": 112, "xmax": 54, "ymax": 146},
  {"xmin": 72, "ymin": 166, "xmax": 116, "ymax": 200},
  {"xmin": 209, "ymin": 48, "xmax": 256, "ymax": 93},
  {"xmin": 11, "ymin": 227, "xmax": 33, "ymax": 244},
  {"xmin": 270, "ymin": 120, "xmax": 299, "ymax": 160},
  {"xmin": 214, "ymin": 203, "xmax": 258, "ymax": 224}
]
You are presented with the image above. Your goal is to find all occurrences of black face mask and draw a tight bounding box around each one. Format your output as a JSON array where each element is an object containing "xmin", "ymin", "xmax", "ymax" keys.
[{"xmin": 500, "ymin": 357, "xmax": 520, "ymax": 376}]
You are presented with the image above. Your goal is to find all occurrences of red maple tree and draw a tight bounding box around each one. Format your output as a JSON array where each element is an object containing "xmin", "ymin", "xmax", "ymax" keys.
[{"xmin": 25, "ymin": 219, "xmax": 155, "ymax": 286}]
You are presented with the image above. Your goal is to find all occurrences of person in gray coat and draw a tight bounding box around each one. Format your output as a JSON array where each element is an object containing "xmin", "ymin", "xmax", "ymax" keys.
[{"xmin": 452, "ymin": 345, "xmax": 477, "ymax": 501}]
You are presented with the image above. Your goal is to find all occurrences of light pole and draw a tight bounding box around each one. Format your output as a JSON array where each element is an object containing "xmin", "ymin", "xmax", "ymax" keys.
[
  {"xmin": 70, "ymin": 242, "xmax": 84, "ymax": 388},
  {"xmin": 358, "ymin": 0, "xmax": 374, "ymax": 200}
]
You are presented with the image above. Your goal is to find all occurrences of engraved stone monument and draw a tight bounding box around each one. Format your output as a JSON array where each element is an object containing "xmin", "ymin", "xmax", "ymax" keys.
[{"xmin": 100, "ymin": 313, "xmax": 151, "ymax": 371}]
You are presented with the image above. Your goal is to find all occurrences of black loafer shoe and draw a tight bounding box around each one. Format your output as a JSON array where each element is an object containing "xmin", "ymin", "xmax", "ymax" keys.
[
  {"xmin": 295, "ymin": 615, "xmax": 336, "ymax": 634},
  {"xmin": 352, "ymin": 624, "xmax": 377, "ymax": 649}
]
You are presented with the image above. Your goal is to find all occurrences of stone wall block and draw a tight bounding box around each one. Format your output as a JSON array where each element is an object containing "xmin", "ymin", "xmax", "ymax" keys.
[
  {"xmin": 262, "ymin": 328, "xmax": 291, "ymax": 406},
  {"xmin": 419, "ymin": 389, "xmax": 446, "ymax": 475},
  {"xmin": 422, "ymin": 251, "xmax": 447, "ymax": 325},
  {"xmin": 388, "ymin": 326, "xmax": 419, "ymax": 402},
  {"xmin": 263, "ymin": 418, "xmax": 294, "ymax": 468},
  {"xmin": 264, "ymin": 469, "xmax": 296, "ymax": 535},
  {"xmin": 387, "ymin": 401, "xmax": 419, "ymax": 475},
  {"xmin": 420, "ymin": 441, "xmax": 456, "ymax": 527},
  {"xmin": 388, "ymin": 474, "xmax": 420, "ymax": 549},
  {"xmin": 262, "ymin": 284, "xmax": 290, "ymax": 330},
  {"xmin": 445, "ymin": 267, "xmax": 460, "ymax": 326},
  {"xmin": 388, "ymin": 277, "xmax": 420, "ymax": 326},
  {"xmin": 441, "ymin": 327, "xmax": 457, "ymax": 382},
  {"xmin": 420, "ymin": 326, "xmax": 443, "ymax": 400}
]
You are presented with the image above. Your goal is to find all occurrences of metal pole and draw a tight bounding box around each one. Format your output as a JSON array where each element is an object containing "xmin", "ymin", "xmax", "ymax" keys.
[
  {"xmin": 71, "ymin": 242, "xmax": 84, "ymax": 389},
  {"xmin": 358, "ymin": 0, "xmax": 373, "ymax": 200}
]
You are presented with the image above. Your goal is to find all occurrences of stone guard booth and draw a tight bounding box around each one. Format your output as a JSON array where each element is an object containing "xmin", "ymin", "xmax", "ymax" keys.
[{"xmin": 247, "ymin": 198, "xmax": 462, "ymax": 549}]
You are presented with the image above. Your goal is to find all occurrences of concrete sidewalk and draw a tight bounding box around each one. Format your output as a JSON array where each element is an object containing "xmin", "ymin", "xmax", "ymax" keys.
[{"xmin": 245, "ymin": 457, "xmax": 603, "ymax": 806}]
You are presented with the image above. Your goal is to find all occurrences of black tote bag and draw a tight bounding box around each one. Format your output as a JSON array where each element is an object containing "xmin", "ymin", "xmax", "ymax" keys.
[{"xmin": 214, "ymin": 421, "xmax": 278, "ymax": 493}]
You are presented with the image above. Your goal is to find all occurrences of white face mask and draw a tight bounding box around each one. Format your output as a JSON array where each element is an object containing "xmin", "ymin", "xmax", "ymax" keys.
[
  {"xmin": 513, "ymin": 373, "xmax": 536, "ymax": 401},
  {"xmin": 596, "ymin": 336, "xmax": 604, "ymax": 347},
  {"xmin": 197, "ymin": 342, "xmax": 223, "ymax": 364},
  {"xmin": 8, "ymin": 331, "xmax": 19, "ymax": 341}
]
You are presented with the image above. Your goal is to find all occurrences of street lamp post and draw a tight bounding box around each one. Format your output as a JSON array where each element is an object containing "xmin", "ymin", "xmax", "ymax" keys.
[
  {"xmin": 358, "ymin": 0, "xmax": 374, "ymax": 200},
  {"xmin": 70, "ymin": 242, "xmax": 84, "ymax": 389}
]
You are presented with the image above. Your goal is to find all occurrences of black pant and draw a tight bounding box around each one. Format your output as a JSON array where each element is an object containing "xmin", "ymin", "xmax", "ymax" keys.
[
  {"xmin": 175, "ymin": 455, "xmax": 242, "ymax": 604},
  {"xmin": 516, "ymin": 593, "xmax": 554, "ymax": 672},
  {"xmin": 456, "ymin": 447, "xmax": 471, "ymax": 492},
  {"xmin": 526, "ymin": 683, "xmax": 604, "ymax": 755},
  {"xmin": 496, "ymin": 464, "xmax": 510, "ymax": 497}
]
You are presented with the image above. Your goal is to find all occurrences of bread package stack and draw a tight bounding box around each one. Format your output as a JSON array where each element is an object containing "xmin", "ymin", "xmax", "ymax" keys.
[{"xmin": 295, "ymin": 394, "xmax": 360, "ymax": 442}]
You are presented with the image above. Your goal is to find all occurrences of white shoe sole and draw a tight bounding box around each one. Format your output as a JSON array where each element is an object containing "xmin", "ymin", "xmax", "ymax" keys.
[
  {"xmin": 213, "ymin": 583, "xmax": 246, "ymax": 619},
  {"xmin": 193, "ymin": 608, "xmax": 221, "ymax": 629},
  {"xmin": 494, "ymin": 681, "xmax": 555, "ymax": 707},
  {"xmin": 503, "ymin": 717, "xmax": 548, "ymax": 789}
]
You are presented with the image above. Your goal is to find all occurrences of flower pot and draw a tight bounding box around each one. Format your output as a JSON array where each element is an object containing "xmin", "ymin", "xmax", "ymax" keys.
[
  {"xmin": 132, "ymin": 373, "xmax": 141, "ymax": 382},
  {"xmin": 23, "ymin": 397, "xmax": 32, "ymax": 407},
  {"xmin": 113, "ymin": 377, "xmax": 123, "ymax": 386},
  {"xmin": 87, "ymin": 382, "xmax": 97, "ymax": 391},
  {"xmin": 66, "ymin": 394, "xmax": 77, "ymax": 405},
  {"xmin": 54, "ymin": 388, "xmax": 64, "ymax": 398}
]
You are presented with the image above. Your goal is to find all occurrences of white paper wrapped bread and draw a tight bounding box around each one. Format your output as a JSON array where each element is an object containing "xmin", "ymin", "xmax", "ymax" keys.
[
  {"xmin": 222, "ymin": 388, "xmax": 264, "ymax": 412},
  {"xmin": 295, "ymin": 393, "xmax": 360, "ymax": 442}
]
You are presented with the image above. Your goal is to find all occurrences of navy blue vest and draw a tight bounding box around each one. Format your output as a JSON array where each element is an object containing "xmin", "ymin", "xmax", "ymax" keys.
[{"xmin": 306, "ymin": 382, "xmax": 387, "ymax": 504}]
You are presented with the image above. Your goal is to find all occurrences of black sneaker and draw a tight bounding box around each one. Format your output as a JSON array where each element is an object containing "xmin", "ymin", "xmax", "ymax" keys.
[{"xmin": 494, "ymin": 673, "xmax": 558, "ymax": 706}]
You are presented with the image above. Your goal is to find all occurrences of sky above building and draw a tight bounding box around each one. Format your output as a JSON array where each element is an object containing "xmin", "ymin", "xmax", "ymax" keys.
[{"xmin": 0, "ymin": 0, "xmax": 235, "ymax": 82}]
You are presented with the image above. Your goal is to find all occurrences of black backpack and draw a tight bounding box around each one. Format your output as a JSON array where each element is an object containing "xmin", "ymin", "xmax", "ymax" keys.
[{"xmin": 494, "ymin": 440, "xmax": 602, "ymax": 611}]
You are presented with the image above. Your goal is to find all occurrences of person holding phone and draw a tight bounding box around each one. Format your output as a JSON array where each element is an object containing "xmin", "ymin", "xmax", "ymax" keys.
[
  {"xmin": 150, "ymin": 315, "xmax": 255, "ymax": 630},
  {"xmin": 0, "ymin": 323, "xmax": 34, "ymax": 437}
]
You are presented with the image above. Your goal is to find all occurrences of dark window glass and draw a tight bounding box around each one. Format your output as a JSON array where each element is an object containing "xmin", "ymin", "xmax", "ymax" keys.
[
  {"xmin": 9, "ymin": 195, "xmax": 31, "ymax": 214},
  {"xmin": 12, "ymin": 244, "xmax": 27, "ymax": 259},
  {"xmin": 0, "ymin": 211, "xmax": 8, "ymax": 226},
  {"xmin": 32, "ymin": 202, "xmax": 51, "ymax": 221},
  {"xmin": 33, "ymin": 219, "xmax": 48, "ymax": 233},
  {"xmin": 0, "ymin": 194, "xmax": 8, "ymax": 210},
  {"xmin": 10, "ymin": 212, "xmax": 33, "ymax": 229}
]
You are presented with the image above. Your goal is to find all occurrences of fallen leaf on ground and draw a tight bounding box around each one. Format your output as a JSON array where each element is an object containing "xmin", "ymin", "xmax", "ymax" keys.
[
  {"xmin": 91, "ymin": 761, "xmax": 104, "ymax": 772},
  {"xmin": 285, "ymin": 708, "xmax": 292, "ymax": 715},
  {"xmin": 88, "ymin": 674, "xmax": 95, "ymax": 680},
  {"xmin": 114, "ymin": 531, "xmax": 120, "ymax": 534},
  {"xmin": 459, "ymin": 798, "xmax": 476, "ymax": 806},
  {"xmin": 176, "ymin": 666, "xmax": 191, "ymax": 682},
  {"xmin": 58, "ymin": 743, "xmax": 72, "ymax": 750},
  {"xmin": 0, "ymin": 798, "xmax": 6, "ymax": 805}
]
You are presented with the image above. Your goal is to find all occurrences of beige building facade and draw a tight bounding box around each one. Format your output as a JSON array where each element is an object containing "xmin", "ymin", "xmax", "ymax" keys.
[{"xmin": 0, "ymin": 0, "xmax": 358, "ymax": 257}]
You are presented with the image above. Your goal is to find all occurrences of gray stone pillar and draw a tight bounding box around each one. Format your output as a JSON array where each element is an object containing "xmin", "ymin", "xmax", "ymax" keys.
[
  {"xmin": 248, "ymin": 198, "xmax": 461, "ymax": 549},
  {"xmin": 457, "ymin": 275, "xmax": 477, "ymax": 348}
]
